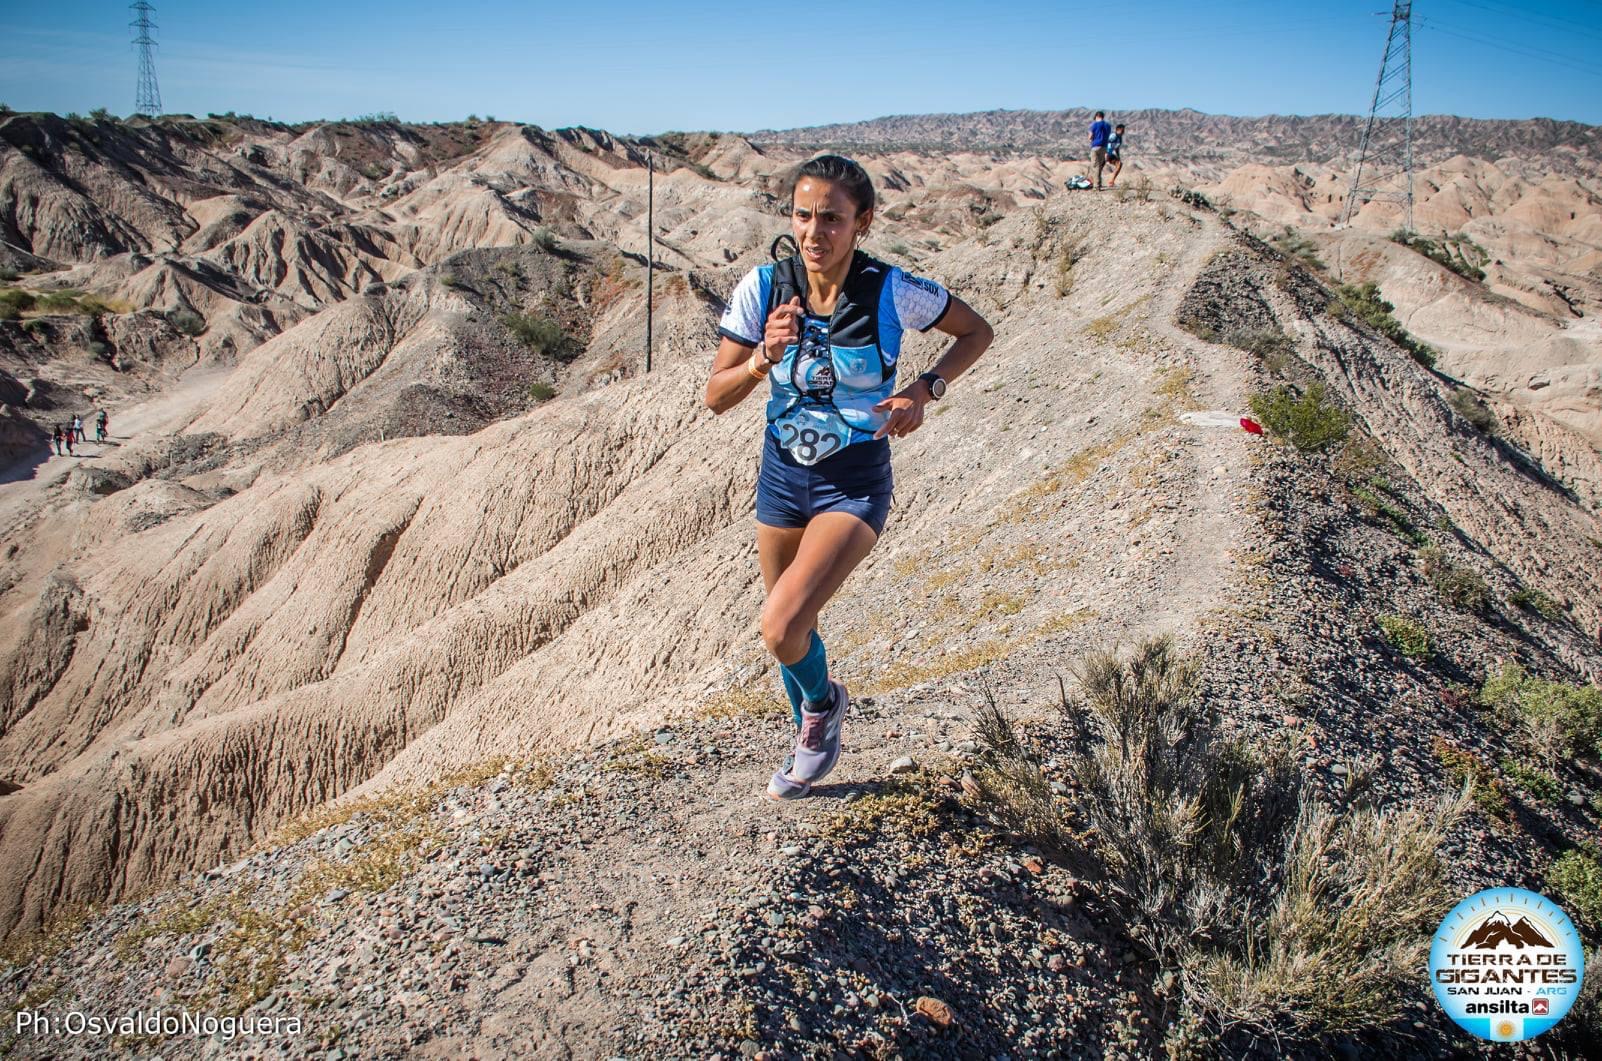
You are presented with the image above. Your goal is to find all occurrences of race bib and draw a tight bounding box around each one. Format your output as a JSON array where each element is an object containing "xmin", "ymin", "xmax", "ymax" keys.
[{"xmin": 773, "ymin": 404, "xmax": 849, "ymax": 466}]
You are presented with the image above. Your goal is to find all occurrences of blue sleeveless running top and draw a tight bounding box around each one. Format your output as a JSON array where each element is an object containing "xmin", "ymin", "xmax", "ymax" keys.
[{"xmin": 717, "ymin": 252, "xmax": 952, "ymax": 466}]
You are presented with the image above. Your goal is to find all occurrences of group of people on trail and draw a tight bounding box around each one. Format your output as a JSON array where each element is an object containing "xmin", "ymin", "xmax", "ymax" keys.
[
  {"xmin": 49, "ymin": 411, "xmax": 109, "ymax": 456},
  {"xmin": 705, "ymin": 154, "xmax": 994, "ymax": 801},
  {"xmin": 1088, "ymin": 110, "xmax": 1127, "ymax": 190}
]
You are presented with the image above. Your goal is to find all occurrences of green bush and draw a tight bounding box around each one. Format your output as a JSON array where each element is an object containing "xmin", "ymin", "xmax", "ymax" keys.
[
  {"xmin": 1479, "ymin": 663, "xmax": 1602, "ymax": 768},
  {"xmin": 1500, "ymin": 758, "xmax": 1562, "ymax": 805},
  {"xmin": 168, "ymin": 308, "xmax": 206, "ymax": 336},
  {"xmin": 1550, "ymin": 845, "xmax": 1602, "ymax": 930},
  {"xmin": 76, "ymin": 294, "xmax": 118, "ymax": 316},
  {"xmin": 0, "ymin": 288, "xmax": 37, "ymax": 314},
  {"xmin": 1510, "ymin": 587, "xmax": 1562, "ymax": 620},
  {"xmin": 1419, "ymin": 547, "xmax": 1490, "ymax": 614},
  {"xmin": 1332, "ymin": 283, "xmax": 1437, "ymax": 368},
  {"xmin": 1229, "ymin": 328, "xmax": 1297, "ymax": 378},
  {"xmin": 1249, "ymin": 382, "xmax": 1351, "ymax": 453},
  {"xmin": 1391, "ymin": 229, "xmax": 1487, "ymax": 283},
  {"xmin": 1378, "ymin": 614, "xmax": 1431, "ymax": 660},
  {"xmin": 1448, "ymin": 388, "xmax": 1497, "ymax": 434},
  {"xmin": 1271, "ymin": 230, "xmax": 1326, "ymax": 271},
  {"xmin": 0, "ymin": 304, "xmax": 17, "ymax": 322},
  {"xmin": 530, "ymin": 228, "xmax": 559, "ymax": 253},
  {"xmin": 500, "ymin": 313, "xmax": 574, "ymax": 359},
  {"xmin": 527, "ymin": 382, "xmax": 556, "ymax": 402},
  {"xmin": 0, "ymin": 266, "xmax": 19, "ymax": 281},
  {"xmin": 1433, "ymin": 738, "xmax": 1510, "ymax": 821}
]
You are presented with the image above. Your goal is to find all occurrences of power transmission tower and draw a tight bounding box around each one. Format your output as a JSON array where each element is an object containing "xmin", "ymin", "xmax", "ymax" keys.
[
  {"xmin": 131, "ymin": 2, "xmax": 162, "ymax": 117},
  {"xmin": 1342, "ymin": 1, "xmax": 1414, "ymax": 232}
]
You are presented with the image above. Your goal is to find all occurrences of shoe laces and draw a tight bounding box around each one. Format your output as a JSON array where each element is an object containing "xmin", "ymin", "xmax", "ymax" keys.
[{"xmin": 798, "ymin": 694, "xmax": 833, "ymax": 750}]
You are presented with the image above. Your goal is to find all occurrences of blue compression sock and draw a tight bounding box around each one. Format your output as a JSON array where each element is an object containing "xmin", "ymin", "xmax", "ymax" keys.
[
  {"xmin": 780, "ymin": 666, "xmax": 804, "ymax": 730},
  {"xmin": 781, "ymin": 630, "xmax": 831, "ymax": 709}
]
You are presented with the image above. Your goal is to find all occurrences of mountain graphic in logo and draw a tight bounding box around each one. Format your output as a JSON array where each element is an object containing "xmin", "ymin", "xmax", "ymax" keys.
[{"xmin": 1462, "ymin": 911, "xmax": 1554, "ymax": 950}]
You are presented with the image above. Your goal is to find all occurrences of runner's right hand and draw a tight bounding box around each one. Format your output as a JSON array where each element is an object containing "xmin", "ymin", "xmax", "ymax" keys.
[{"xmin": 762, "ymin": 296, "xmax": 803, "ymax": 362}]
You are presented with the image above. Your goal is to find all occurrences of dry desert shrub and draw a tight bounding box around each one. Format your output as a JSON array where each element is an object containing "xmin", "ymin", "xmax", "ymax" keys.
[{"xmin": 967, "ymin": 636, "xmax": 1465, "ymax": 1043}]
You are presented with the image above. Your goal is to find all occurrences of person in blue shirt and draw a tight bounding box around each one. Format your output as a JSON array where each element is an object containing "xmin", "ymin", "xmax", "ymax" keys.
[
  {"xmin": 1106, "ymin": 123, "xmax": 1126, "ymax": 188},
  {"xmin": 705, "ymin": 155, "xmax": 994, "ymax": 801},
  {"xmin": 1089, "ymin": 111, "xmax": 1112, "ymax": 189}
]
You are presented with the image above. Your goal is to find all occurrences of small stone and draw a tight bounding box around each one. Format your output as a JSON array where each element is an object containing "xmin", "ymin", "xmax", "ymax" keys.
[
  {"xmin": 1047, "ymin": 954, "xmax": 1067, "ymax": 973},
  {"xmin": 654, "ymin": 730, "xmax": 675, "ymax": 745},
  {"xmin": 1330, "ymin": 763, "xmax": 1349, "ymax": 777},
  {"xmin": 327, "ymin": 888, "xmax": 350, "ymax": 902},
  {"xmin": 780, "ymin": 845, "xmax": 802, "ymax": 856},
  {"xmin": 1022, "ymin": 857, "xmax": 1044, "ymax": 875},
  {"xmin": 164, "ymin": 956, "xmax": 193, "ymax": 978},
  {"xmin": 889, "ymin": 756, "xmax": 916, "ymax": 775},
  {"xmin": 914, "ymin": 996, "xmax": 956, "ymax": 1029},
  {"xmin": 1049, "ymin": 781, "xmax": 1070, "ymax": 796}
]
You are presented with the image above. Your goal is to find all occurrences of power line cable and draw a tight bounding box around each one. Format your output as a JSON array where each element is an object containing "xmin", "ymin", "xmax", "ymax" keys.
[
  {"xmin": 1439, "ymin": 0, "xmax": 1602, "ymax": 41},
  {"xmin": 1418, "ymin": 17, "xmax": 1602, "ymax": 78}
]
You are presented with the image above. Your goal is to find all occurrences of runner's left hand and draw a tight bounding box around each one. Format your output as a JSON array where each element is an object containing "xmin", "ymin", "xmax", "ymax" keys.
[{"xmin": 872, "ymin": 389, "xmax": 927, "ymax": 440}]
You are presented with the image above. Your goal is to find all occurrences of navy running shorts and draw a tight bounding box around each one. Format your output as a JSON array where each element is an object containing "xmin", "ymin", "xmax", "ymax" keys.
[{"xmin": 756, "ymin": 429, "xmax": 894, "ymax": 536}]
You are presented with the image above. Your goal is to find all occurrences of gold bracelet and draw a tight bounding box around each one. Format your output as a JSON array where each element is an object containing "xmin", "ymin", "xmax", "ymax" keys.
[{"xmin": 745, "ymin": 352, "xmax": 768, "ymax": 381}]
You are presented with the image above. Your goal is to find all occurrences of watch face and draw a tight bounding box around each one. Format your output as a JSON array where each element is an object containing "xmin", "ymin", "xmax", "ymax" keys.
[{"xmin": 928, "ymin": 376, "xmax": 946, "ymax": 399}]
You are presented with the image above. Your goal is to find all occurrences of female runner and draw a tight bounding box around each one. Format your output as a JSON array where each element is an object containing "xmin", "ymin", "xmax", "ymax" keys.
[{"xmin": 704, "ymin": 155, "xmax": 993, "ymax": 799}]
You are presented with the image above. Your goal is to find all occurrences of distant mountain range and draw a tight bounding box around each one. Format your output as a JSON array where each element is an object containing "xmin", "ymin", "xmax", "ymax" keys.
[{"xmin": 751, "ymin": 108, "xmax": 1602, "ymax": 167}]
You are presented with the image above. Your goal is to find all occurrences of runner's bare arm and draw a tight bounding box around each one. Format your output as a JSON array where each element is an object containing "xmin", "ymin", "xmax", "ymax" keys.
[
  {"xmin": 704, "ymin": 335, "xmax": 764, "ymax": 414},
  {"xmin": 873, "ymin": 296, "xmax": 993, "ymax": 439},
  {"xmin": 705, "ymin": 297, "xmax": 803, "ymax": 414}
]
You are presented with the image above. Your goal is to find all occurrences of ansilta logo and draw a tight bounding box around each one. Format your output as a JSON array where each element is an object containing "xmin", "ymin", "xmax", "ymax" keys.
[{"xmin": 1430, "ymin": 888, "xmax": 1585, "ymax": 1042}]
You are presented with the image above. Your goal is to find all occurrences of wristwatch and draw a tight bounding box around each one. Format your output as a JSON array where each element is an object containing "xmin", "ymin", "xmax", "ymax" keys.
[{"xmin": 918, "ymin": 371, "xmax": 947, "ymax": 401}]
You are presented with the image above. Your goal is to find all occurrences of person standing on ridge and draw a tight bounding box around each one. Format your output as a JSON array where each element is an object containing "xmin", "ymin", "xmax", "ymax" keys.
[
  {"xmin": 705, "ymin": 155, "xmax": 994, "ymax": 801},
  {"xmin": 50, "ymin": 424, "xmax": 63, "ymax": 456},
  {"xmin": 1089, "ymin": 111, "xmax": 1112, "ymax": 190},
  {"xmin": 1106, "ymin": 123, "xmax": 1126, "ymax": 188},
  {"xmin": 95, "ymin": 410, "xmax": 108, "ymax": 443},
  {"xmin": 72, "ymin": 413, "xmax": 84, "ymax": 443},
  {"xmin": 62, "ymin": 422, "xmax": 74, "ymax": 456}
]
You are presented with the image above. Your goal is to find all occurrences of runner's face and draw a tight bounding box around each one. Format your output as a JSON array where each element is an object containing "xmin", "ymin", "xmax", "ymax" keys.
[{"xmin": 791, "ymin": 178, "xmax": 870, "ymax": 275}]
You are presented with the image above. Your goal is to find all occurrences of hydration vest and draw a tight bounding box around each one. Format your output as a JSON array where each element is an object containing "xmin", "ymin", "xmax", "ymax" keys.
[{"xmin": 762, "ymin": 250, "xmax": 900, "ymax": 465}]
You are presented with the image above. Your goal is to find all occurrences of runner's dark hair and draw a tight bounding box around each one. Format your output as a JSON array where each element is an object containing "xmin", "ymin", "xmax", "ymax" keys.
[{"xmin": 792, "ymin": 155, "xmax": 875, "ymax": 216}]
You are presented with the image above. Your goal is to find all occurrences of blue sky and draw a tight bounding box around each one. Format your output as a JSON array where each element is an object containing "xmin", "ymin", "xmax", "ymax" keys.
[{"xmin": 2, "ymin": 1, "xmax": 1599, "ymax": 132}]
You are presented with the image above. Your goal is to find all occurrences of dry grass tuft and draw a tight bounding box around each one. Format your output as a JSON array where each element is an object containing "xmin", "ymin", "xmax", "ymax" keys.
[
  {"xmin": 821, "ymin": 778, "xmax": 948, "ymax": 844},
  {"xmin": 698, "ymin": 684, "xmax": 783, "ymax": 720},
  {"xmin": 967, "ymin": 636, "xmax": 1465, "ymax": 1043}
]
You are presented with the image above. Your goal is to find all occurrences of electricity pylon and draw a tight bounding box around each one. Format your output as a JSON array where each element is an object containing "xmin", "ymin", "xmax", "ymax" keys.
[
  {"xmin": 1342, "ymin": 1, "xmax": 1414, "ymax": 231},
  {"xmin": 131, "ymin": 2, "xmax": 162, "ymax": 117}
]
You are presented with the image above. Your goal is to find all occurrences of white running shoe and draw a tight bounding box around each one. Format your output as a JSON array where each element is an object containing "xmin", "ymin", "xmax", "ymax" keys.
[
  {"xmin": 766, "ymin": 754, "xmax": 811, "ymax": 801},
  {"xmin": 790, "ymin": 680, "xmax": 848, "ymax": 785}
]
